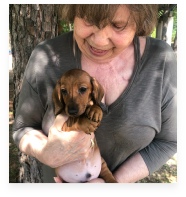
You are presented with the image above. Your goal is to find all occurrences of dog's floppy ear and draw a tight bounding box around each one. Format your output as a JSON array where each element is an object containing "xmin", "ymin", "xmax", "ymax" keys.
[
  {"xmin": 91, "ymin": 77, "xmax": 104, "ymax": 105},
  {"xmin": 52, "ymin": 80, "xmax": 64, "ymax": 116}
]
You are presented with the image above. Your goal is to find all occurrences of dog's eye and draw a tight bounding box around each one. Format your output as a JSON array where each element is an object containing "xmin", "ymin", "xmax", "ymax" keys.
[
  {"xmin": 79, "ymin": 87, "xmax": 87, "ymax": 94},
  {"xmin": 61, "ymin": 88, "xmax": 67, "ymax": 95}
]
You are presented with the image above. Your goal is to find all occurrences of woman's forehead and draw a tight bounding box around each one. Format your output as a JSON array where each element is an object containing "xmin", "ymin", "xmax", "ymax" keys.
[
  {"xmin": 111, "ymin": 5, "xmax": 130, "ymax": 23},
  {"xmin": 78, "ymin": 5, "xmax": 130, "ymax": 28}
]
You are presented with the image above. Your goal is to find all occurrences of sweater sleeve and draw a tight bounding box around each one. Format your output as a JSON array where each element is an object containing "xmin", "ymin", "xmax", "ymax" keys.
[
  {"xmin": 139, "ymin": 44, "xmax": 177, "ymax": 175},
  {"xmin": 12, "ymin": 47, "xmax": 46, "ymax": 147},
  {"xmin": 12, "ymin": 31, "xmax": 77, "ymax": 148},
  {"xmin": 12, "ymin": 32, "xmax": 77, "ymax": 147},
  {"xmin": 139, "ymin": 95, "xmax": 177, "ymax": 175}
]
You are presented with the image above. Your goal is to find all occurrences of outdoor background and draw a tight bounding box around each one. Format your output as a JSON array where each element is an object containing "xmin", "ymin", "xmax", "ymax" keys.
[{"xmin": 9, "ymin": 4, "xmax": 177, "ymax": 183}]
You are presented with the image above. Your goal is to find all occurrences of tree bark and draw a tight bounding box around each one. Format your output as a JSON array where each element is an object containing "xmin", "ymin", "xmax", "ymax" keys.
[
  {"xmin": 157, "ymin": 4, "xmax": 177, "ymax": 48},
  {"xmin": 173, "ymin": 31, "xmax": 177, "ymax": 52},
  {"xmin": 9, "ymin": 4, "xmax": 60, "ymax": 183}
]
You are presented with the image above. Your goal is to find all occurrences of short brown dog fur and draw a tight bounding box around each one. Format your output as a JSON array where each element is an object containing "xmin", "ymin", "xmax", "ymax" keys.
[{"xmin": 52, "ymin": 69, "xmax": 117, "ymax": 183}]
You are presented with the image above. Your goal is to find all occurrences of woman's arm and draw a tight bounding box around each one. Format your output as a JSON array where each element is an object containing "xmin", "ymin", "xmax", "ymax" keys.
[
  {"xmin": 86, "ymin": 152, "xmax": 148, "ymax": 183},
  {"xmin": 19, "ymin": 129, "xmax": 95, "ymax": 168},
  {"xmin": 113, "ymin": 153, "xmax": 149, "ymax": 183},
  {"xmin": 19, "ymin": 115, "xmax": 95, "ymax": 168},
  {"xmin": 13, "ymin": 42, "xmax": 94, "ymax": 168}
]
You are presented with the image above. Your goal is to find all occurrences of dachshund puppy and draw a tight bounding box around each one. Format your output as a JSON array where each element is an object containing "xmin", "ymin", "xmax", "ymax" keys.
[{"xmin": 52, "ymin": 69, "xmax": 117, "ymax": 183}]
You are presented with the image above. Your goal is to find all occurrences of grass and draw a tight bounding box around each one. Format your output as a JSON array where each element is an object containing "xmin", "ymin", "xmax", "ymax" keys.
[{"xmin": 138, "ymin": 154, "xmax": 177, "ymax": 183}]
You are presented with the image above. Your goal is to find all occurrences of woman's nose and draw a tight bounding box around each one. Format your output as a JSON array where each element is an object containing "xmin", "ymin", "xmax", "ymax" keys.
[{"xmin": 91, "ymin": 26, "xmax": 111, "ymax": 47}]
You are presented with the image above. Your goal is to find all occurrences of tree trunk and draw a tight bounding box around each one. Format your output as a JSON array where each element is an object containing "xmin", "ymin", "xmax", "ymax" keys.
[
  {"xmin": 9, "ymin": 4, "xmax": 60, "ymax": 183},
  {"xmin": 157, "ymin": 4, "xmax": 177, "ymax": 48},
  {"xmin": 173, "ymin": 31, "xmax": 177, "ymax": 52}
]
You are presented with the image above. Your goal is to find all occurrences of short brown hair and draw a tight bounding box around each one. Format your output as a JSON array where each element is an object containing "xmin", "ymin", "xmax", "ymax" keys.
[{"xmin": 58, "ymin": 4, "xmax": 158, "ymax": 36}]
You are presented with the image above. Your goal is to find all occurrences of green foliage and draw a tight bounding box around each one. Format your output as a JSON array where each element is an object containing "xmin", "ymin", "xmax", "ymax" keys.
[
  {"xmin": 172, "ymin": 7, "xmax": 177, "ymax": 41},
  {"xmin": 151, "ymin": 6, "xmax": 177, "ymax": 42},
  {"xmin": 59, "ymin": 21, "xmax": 74, "ymax": 34},
  {"xmin": 151, "ymin": 28, "xmax": 156, "ymax": 38}
]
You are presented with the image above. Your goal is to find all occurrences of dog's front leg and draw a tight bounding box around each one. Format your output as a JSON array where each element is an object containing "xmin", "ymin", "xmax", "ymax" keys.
[
  {"xmin": 85, "ymin": 105, "xmax": 103, "ymax": 123},
  {"xmin": 62, "ymin": 116, "xmax": 99, "ymax": 134},
  {"xmin": 76, "ymin": 116, "xmax": 100, "ymax": 134},
  {"xmin": 99, "ymin": 157, "xmax": 117, "ymax": 183},
  {"xmin": 62, "ymin": 117, "xmax": 78, "ymax": 131}
]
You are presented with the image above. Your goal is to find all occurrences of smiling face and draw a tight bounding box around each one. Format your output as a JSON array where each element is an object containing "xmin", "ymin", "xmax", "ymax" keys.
[{"xmin": 73, "ymin": 5, "xmax": 136, "ymax": 64}]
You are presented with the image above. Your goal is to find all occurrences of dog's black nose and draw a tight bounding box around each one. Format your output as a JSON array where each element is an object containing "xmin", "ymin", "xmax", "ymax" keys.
[{"xmin": 68, "ymin": 107, "xmax": 78, "ymax": 116}]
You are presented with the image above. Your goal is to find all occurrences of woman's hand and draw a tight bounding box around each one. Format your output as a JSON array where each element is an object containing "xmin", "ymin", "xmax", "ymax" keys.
[
  {"xmin": 19, "ymin": 114, "xmax": 94, "ymax": 169},
  {"xmin": 39, "ymin": 114, "xmax": 95, "ymax": 168},
  {"xmin": 54, "ymin": 176, "xmax": 63, "ymax": 183},
  {"xmin": 41, "ymin": 127, "xmax": 94, "ymax": 168},
  {"xmin": 86, "ymin": 178, "xmax": 105, "ymax": 183}
]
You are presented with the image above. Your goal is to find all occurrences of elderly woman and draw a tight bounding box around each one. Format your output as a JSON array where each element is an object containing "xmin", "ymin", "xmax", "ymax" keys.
[{"xmin": 13, "ymin": 4, "xmax": 177, "ymax": 183}]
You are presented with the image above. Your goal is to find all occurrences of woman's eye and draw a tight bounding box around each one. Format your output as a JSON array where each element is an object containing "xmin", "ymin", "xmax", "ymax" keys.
[
  {"xmin": 79, "ymin": 87, "xmax": 87, "ymax": 94},
  {"xmin": 61, "ymin": 89, "xmax": 67, "ymax": 95},
  {"xmin": 112, "ymin": 23, "xmax": 127, "ymax": 31}
]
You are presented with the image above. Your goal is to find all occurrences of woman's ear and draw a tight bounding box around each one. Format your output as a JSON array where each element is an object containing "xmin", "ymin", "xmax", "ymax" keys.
[
  {"xmin": 91, "ymin": 77, "xmax": 104, "ymax": 104},
  {"xmin": 52, "ymin": 80, "xmax": 64, "ymax": 116}
]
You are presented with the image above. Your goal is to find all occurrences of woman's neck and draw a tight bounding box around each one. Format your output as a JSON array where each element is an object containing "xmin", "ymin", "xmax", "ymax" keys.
[{"xmin": 81, "ymin": 43, "xmax": 135, "ymax": 105}]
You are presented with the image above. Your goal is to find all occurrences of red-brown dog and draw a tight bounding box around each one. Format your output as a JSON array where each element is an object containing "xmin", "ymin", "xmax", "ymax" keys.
[{"xmin": 52, "ymin": 69, "xmax": 117, "ymax": 183}]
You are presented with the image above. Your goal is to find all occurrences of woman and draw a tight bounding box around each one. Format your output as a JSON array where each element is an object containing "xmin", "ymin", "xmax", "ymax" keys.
[{"xmin": 12, "ymin": 4, "xmax": 177, "ymax": 183}]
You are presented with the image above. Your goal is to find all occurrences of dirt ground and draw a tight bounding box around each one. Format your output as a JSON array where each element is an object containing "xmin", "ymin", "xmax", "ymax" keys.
[{"xmin": 9, "ymin": 70, "xmax": 177, "ymax": 183}]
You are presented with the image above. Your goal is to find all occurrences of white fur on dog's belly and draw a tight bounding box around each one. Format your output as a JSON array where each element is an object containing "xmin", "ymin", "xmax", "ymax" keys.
[{"xmin": 56, "ymin": 148, "xmax": 102, "ymax": 183}]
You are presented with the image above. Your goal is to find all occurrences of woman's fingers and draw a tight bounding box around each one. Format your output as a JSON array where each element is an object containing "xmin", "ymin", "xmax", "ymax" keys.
[{"xmin": 54, "ymin": 176, "xmax": 63, "ymax": 183}]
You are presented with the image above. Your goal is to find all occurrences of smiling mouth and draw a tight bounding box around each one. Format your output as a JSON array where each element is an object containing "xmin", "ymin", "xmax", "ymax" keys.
[{"xmin": 89, "ymin": 45, "xmax": 109, "ymax": 56}]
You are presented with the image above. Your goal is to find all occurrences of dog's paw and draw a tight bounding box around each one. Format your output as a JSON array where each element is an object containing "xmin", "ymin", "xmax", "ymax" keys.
[
  {"xmin": 84, "ymin": 121, "xmax": 99, "ymax": 134},
  {"xmin": 83, "ymin": 118, "xmax": 99, "ymax": 134},
  {"xmin": 85, "ymin": 105, "xmax": 103, "ymax": 123},
  {"xmin": 77, "ymin": 116, "xmax": 99, "ymax": 134}
]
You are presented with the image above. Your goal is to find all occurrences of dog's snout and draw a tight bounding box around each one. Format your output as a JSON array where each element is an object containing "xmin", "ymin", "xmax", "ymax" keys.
[{"xmin": 68, "ymin": 105, "xmax": 79, "ymax": 116}]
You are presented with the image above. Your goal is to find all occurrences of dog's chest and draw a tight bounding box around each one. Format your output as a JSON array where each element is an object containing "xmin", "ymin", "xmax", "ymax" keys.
[{"xmin": 56, "ymin": 148, "xmax": 102, "ymax": 183}]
